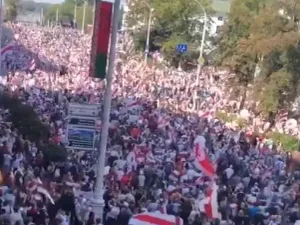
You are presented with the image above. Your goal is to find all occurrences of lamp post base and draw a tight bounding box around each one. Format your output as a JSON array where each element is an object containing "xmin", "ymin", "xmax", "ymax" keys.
[{"xmin": 91, "ymin": 198, "xmax": 105, "ymax": 221}]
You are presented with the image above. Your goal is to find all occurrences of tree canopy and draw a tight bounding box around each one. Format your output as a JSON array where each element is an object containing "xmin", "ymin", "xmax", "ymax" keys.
[
  {"xmin": 215, "ymin": 0, "xmax": 300, "ymax": 123},
  {"xmin": 126, "ymin": 0, "xmax": 212, "ymax": 68},
  {"xmin": 5, "ymin": 0, "xmax": 21, "ymax": 21}
]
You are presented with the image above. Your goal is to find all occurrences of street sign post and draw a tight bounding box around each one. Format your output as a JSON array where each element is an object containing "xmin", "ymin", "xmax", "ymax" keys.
[
  {"xmin": 68, "ymin": 103, "xmax": 101, "ymax": 117},
  {"xmin": 176, "ymin": 44, "xmax": 188, "ymax": 53},
  {"xmin": 66, "ymin": 104, "xmax": 100, "ymax": 150}
]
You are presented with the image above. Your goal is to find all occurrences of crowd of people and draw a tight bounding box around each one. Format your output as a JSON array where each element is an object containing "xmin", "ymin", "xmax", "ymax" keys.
[{"xmin": 0, "ymin": 22, "xmax": 298, "ymax": 225}]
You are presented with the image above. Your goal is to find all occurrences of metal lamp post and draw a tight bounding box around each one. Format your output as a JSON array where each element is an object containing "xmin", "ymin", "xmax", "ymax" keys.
[
  {"xmin": 193, "ymin": 0, "xmax": 207, "ymax": 111},
  {"xmin": 74, "ymin": 0, "xmax": 77, "ymax": 24},
  {"xmin": 91, "ymin": 0, "xmax": 121, "ymax": 221},
  {"xmin": 82, "ymin": 0, "xmax": 87, "ymax": 33},
  {"xmin": 142, "ymin": 1, "xmax": 153, "ymax": 65}
]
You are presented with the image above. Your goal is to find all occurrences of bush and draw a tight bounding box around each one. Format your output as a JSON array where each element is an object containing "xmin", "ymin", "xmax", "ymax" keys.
[
  {"xmin": 268, "ymin": 132, "xmax": 299, "ymax": 152},
  {"xmin": 215, "ymin": 111, "xmax": 247, "ymax": 128},
  {"xmin": 0, "ymin": 95, "xmax": 51, "ymax": 142},
  {"xmin": 216, "ymin": 110, "xmax": 299, "ymax": 151},
  {"xmin": 215, "ymin": 111, "xmax": 230, "ymax": 122},
  {"xmin": 41, "ymin": 143, "xmax": 68, "ymax": 162},
  {"xmin": 0, "ymin": 93, "xmax": 67, "ymax": 161}
]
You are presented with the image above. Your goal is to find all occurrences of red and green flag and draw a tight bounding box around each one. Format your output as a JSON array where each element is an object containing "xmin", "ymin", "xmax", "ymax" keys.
[{"xmin": 90, "ymin": 0, "xmax": 113, "ymax": 79}]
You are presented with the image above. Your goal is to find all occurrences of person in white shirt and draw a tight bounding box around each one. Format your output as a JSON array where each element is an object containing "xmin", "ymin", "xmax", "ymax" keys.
[
  {"xmin": 138, "ymin": 170, "xmax": 146, "ymax": 188},
  {"xmin": 224, "ymin": 165, "xmax": 234, "ymax": 179},
  {"xmin": 12, "ymin": 153, "xmax": 23, "ymax": 170},
  {"xmin": 9, "ymin": 207, "xmax": 24, "ymax": 225}
]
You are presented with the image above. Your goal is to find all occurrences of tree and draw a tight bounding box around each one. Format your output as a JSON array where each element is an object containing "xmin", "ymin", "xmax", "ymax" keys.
[
  {"xmin": 215, "ymin": 0, "xmax": 300, "ymax": 128},
  {"xmin": 5, "ymin": 0, "xmax": 20, "ymax": 21},
  {"xmin": 214, "ymin": 0, "xmax": 269, "ymax": 110},
  {"xmin": 243, "ymin": 1, "xmax": 300, "ymax": 120},
  {"xmin": 126, "ymin": 0, "xmax": 212, "ymax": 67}
]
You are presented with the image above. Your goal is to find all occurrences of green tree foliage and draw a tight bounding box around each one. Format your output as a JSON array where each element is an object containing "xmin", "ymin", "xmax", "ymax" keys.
[
  {"xmin": 5, "ymin": 0, "xmax": 20, "ymax": 21},
  {"xmin": 126, "ymin": 0, "xmax": 212, "ymax": 67},
  {"xmin": 0, "ymin": 93, "xmax": 67, "ymax": 162},
  {"xmin": 44, "ymin": 0, "xmax": 93, "ymax": 30},
  {"xmin": 215, "ymin": 0, "xmax": 300, "ymax": 125}
]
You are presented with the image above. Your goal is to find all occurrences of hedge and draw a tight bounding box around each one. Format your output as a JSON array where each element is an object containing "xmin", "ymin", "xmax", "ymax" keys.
[
  {"xmin": 267, "ymin": 132, "xmax": 299, "ymax": 152},
  {"xmin": 0, "ymin": 93, "xmax": 67, "ymax": 161},
  {"xmin": 215, "ymin": 110, "xmax": 299, "ymax": 152},
  {"xmin": 215, "ymin": 111, "xmax": 247, "ymax": 129}
]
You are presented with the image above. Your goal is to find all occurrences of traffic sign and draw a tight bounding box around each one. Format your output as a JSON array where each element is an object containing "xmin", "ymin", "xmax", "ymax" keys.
[
  {"xmin": 198, "ymin": 57, "xmax": 205, "ymax": 65},
  {"xmin": 67, "ymin": 104, "xmax": 100, "ymax": 151},
  {"xmin": 176, "ymin": 44, "xmax": 188, "ymax": 53},
  {"xmin": 68, "ymin": 103, "xmax": 101, "ymax": 117},
  {"xmin": 66, "ymin": 127, "xmax": 96, "ymax": 150}
]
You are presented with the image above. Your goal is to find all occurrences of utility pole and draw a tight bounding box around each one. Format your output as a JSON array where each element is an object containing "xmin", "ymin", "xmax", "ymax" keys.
[
  {"xmin": 56, "ymin": 7, "xmax": 59, "ymax": 25},
  {"xmin": 192, "ymin": 0, "xmax": 207, "ymax": 111},
  {"xmin": 144, "ymin": 9, "xmax": 153, "ymax": 64},
  {"xmin": 92, "ymin": 0, "xmax": 96, "ymax": 26},
  {"xmin": 40, "ymin": 8, "xmax": 44, "ymax": 25},
  {"xmin": 82, "ymin": 0, "xmax": 87, "ymax": 33},
  {"xmin": 74, "ymin": 0, "xmax": 77, "ymax": 23}
]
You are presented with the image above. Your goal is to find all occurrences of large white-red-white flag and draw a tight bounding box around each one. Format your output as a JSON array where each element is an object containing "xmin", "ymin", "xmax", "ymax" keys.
[
  {"xmin": 1, "ymin": 42, "xmax": 14, "ymax": 60},
  {"xmin": 129, "ymin": 212, "xmax": 183, "ymax": 225},
  {"xmin": 199, "ymin": 183, "xmax": 220, "ymax": 219},
  {"xmin": 193, "ymin": 136, "xmax": 216, "ymax": 177}
]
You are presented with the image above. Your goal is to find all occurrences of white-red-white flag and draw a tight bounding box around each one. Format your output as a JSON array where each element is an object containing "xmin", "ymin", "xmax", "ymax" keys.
[
  {"xmin": 193, "ymin": 136, "xmax": 216, "ymax": 177},
  {"xmin": 199, "ymin": 183, "xmax": 220, "ymax": 219}
]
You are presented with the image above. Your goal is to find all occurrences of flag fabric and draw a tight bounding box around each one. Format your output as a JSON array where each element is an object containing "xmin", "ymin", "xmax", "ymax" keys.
[
  {"xmin": 199, "ymin": 183, "xmax": 220, "ymax": 219},
  {"xmin": 193, "ymin": 136, "xmax": 216, "ymax": 177},
  {"xmin": 127, "ymin": 101, "xmax": 140, "ymax": 108},
  {"xmin": 1, "ymin": 42, "xmax": 14, "ymax": 60},
  {"xmin": 129, "ymin": 213, "xmax": 183, "ymax": 225},
  {"xmin": 28, "ymin": 58, "xmax": 37, "ymax": 71},
  {"xmin": 37, "ymin": 186, "xmax": 55, "ymax": 204},
  {"xmin": 169, "ymin": 170, "xmax": 180, "ymax": 182},
  {"xmin": 157, "ymin": 115, "xmax": 169, "ymax": 129},
  {"xmin": 89, "ymin": 1, "xmax": 113, "ymax": 79}
]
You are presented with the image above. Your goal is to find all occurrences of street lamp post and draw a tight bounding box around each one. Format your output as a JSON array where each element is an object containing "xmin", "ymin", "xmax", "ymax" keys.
[
  {"xmin": 193, "ymin": 0, "xmax": 207, "ymax": 111},
  {"xmin": 91, "ymin": 0, "xmax": 121, "ymax": 221},
  {"xmin": 56, "ymin": 7, "xmax": 59, "ymax": 25},
  {"xmin": 74, "ymin": 0, "xmax": 77, "ymax": 24},
  {"xmin": 82, "ymin": 0, "xmax": 87, "ymax": 33},
  {"xmin": 142, "ymin": 1, "xmax": 153, "ymax": 65}
]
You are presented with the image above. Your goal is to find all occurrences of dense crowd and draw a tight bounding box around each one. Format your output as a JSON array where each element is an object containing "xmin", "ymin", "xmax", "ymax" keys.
[{"xmin": 0, "ymin": 22, "xmax": 298, "ymax": 225}]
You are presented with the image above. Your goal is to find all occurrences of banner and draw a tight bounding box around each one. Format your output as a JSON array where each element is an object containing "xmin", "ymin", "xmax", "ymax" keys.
[{"xmin": 89, "ymin": 0, "xmax": 113, "ymax": 79}]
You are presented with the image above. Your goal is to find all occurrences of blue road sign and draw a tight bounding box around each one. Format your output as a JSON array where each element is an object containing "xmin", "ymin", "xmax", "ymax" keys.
[{"xmin": 176, "ymin": 44, "xmax": 188, "ymax": 53}]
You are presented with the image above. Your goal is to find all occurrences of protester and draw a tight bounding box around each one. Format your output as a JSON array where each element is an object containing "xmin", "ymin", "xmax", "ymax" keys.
[{"xmin": 0, "ymin": 22, "xmax": 298, "ymax": 225}]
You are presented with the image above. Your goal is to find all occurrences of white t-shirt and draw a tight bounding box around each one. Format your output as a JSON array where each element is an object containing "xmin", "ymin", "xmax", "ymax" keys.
[
  {"xmin": 225, "ymin": 167, "xmax": 234, "ymax": 179},
  {"xmin": 138, "ymin": 174, "xmax": 145, "ymax": 187},
  {"xmin": 4, "ymin": 154, "xmax": 12, "ymax": 167}
]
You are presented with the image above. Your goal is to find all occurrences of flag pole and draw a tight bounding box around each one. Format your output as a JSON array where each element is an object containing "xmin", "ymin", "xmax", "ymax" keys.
[{"xmin": 92, "ymin": 0, "xmax": 121, "ymax": 221}]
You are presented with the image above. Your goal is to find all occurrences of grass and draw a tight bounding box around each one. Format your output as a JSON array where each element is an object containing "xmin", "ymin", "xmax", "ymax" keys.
[{"xmin": 212, "ymin": 0, "xmax": 231, "ymax": 13}]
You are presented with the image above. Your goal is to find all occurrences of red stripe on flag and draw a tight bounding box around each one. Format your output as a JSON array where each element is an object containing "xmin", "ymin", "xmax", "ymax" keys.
[
  {"xmin": 133, "ymin": 215, "xmax": 173, "ymax": 225},
  {"xmin": 97, "ymin": 2, "xmax": 113, "ymax": 53}
]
